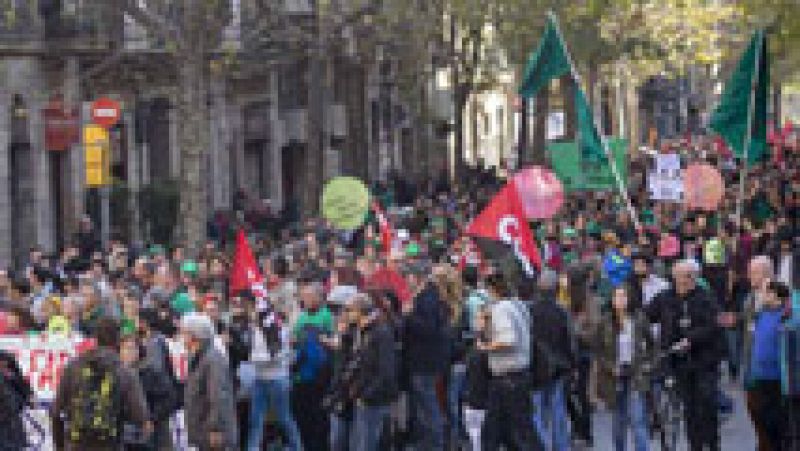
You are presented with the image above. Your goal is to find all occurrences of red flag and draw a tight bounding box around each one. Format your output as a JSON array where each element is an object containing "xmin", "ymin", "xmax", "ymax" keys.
[
  {"xmin": 713, "ymin": 135, "xmax": 732, "ymax": 158},
  {"xmin": 230, "ymin": 229, "xmax": 267, "ymax": 300},
  {"xmin": 466, "ymin": 182, "xmax": 541, "ymax": 274},
  {"xmin": 372, "ymin": 201, "xmax": 393, "ymax": 255}
]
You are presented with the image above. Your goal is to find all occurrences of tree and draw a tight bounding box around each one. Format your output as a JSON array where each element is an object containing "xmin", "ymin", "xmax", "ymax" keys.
[
  {"xmin": 114, "ymin": 0, "xmax": 231, "ymax": 254},
  {"xmin": 119, "ymin": 0, "xmax": 381, "ymax": 251}
]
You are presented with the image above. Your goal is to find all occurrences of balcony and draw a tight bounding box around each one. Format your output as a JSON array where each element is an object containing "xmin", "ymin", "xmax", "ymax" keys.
[{"xmin": 0, "ymin": 2, "xmax": 113, "ymax": 54}]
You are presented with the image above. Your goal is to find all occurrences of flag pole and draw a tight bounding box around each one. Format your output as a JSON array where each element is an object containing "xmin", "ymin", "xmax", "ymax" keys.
[
  {"xmin": 548, "ymin": 11, "xmax": 642, "ymax": 231},
  {"xmin": 736, "ymin": 29, "xmax": 764, "ymax": 226}
]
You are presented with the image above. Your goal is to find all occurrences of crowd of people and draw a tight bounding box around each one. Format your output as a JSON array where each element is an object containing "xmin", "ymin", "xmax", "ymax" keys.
[{"xmin": 0, "ymin": 145, "xmax": 797, "ymax": 451}]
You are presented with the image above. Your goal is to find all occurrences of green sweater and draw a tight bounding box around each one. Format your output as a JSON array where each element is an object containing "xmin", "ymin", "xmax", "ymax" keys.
[{"xmin": 293, "ymin": 306, "xmax": 334, "ymax": 341}]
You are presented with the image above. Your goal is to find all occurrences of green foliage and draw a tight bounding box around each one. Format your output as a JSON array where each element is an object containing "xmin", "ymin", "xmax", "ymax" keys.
[{"xmin": 739, "ymin": 0, "xmax": 800, "ymax": 80}]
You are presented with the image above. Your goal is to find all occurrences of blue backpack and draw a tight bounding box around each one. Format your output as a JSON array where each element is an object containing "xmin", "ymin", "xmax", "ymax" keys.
[{"xmin": 295, "ymin": 327, "xmax": 330, "ymax": 383}]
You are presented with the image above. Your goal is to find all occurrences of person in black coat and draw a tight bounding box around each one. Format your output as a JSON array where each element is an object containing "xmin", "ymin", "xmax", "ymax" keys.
[
  {"xmin": 0, "ymin": 350, "xmax": 30, "ymax": 451},
  {"xmin": 401, "ymin": 266, "xmax": 451, "ymax": 450},
  {"xmin": 658, "ymin": 260, "xmax": 724, "ymax": 451},
  {"xmin": 351, "ymin": 291, "xmax": 399, "ymax": 451}
]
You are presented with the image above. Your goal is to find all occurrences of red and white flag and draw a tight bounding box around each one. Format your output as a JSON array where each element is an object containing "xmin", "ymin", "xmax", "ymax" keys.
[
  {"xmin": 372, "ymin": 201, "xmax": 393, "ymax": 255},
  {"xmin": 230, "ymin": 229, "xmax": 267, "ymax": 301},
  {"xmin": 466, "ymin": 182, "xmax": 541, "ymax": 275}
]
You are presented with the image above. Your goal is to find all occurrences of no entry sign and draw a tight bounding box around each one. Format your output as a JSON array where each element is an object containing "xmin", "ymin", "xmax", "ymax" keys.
[{"xmin": 90, "ymin": 97, "xmax": 121, "ymax": 128}]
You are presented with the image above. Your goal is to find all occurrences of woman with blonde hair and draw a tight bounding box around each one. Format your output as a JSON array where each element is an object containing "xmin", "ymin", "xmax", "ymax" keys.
[
  {"xmin": 433, "ymin": 264, "xmax": 464, "ymax": 327},
  {"xmin": 432, "ymin": 264, "xmax": 471, "ymax": 449}
]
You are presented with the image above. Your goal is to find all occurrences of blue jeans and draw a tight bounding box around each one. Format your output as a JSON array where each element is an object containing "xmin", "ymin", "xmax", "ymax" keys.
[
  {"xmin": 410, "ymin": 373, "xmax": 445, "ymax": 449},
  {"xmin": 352, "ymin": 404, "xmax": 391, "ymax": 451},
  {"xmin": 532, "ymin": 378, "xmax": 570, "ymax": 451},
  {"xmin": 613, "ymin": 380, "xmax": 649, "ymax": 451},
  {"xmin": 247, "ymin": 377, "xmax": 303, "ymax": 451},
  {"xmin": 330, "ymin": 413, "xmax": 352, "ymax": 451},
  {"xmin": 447, "ymin": 364, "xmax": 467, "ymax": 444},
  {"xmin": 725, "ymin": 328, "xmax": 741, "ymax": 379}
]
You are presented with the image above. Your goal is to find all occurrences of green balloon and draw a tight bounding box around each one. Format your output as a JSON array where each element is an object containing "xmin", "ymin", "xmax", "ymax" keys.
[{"xmin": 321, "ymin": 177, "xmax": 370, "ymax": 230}]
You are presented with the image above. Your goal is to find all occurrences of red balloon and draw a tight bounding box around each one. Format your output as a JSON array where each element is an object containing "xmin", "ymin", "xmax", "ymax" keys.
[
  {"xmin": 512, "ymin": 166, "xmax": 565, "ymax": 220},
  {"xmin": 683, "ymin": 163, "xmax": 724, "ymax": 211}
]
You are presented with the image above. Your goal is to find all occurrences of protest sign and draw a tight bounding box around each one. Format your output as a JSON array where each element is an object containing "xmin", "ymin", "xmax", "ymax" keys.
[
  {"xmin": 0, "ymin": 333, "xmax": 188, "ymax": 403},
  {"xmin": 321, "ymin": 177, "xmax": 370, "ymax": 230},
  {"xmin": 546, "ymin": 138, "xmax": 628, "ymax": 192},
  {"xmin": 649, "ymin": 153, "xmax": 683, "ymax": 201}
]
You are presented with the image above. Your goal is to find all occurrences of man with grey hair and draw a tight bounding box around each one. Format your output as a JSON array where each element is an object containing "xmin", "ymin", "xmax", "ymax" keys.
[
  {"xmin": 529, "ymin": 269, "xmax": 574, "ymax": 450},
  {"xmin": 659, "ymin": 258, "xmax": 723, "ymax": 450},
  {"xmin": 181, "ymin": 313, "xmax": 239, "ymax": 450},
  {"xmin": 748, "ymin": 255, "xmax": 774, "ymax": 310}
]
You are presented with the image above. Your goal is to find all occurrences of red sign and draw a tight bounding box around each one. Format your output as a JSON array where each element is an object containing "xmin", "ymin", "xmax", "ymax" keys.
[
  {"xmin": 90, "ymin": 97, "xmax": 121, "ymax": 128},
  {"xmin": 44, "ymin": 97, "xmax": 79, "ymax": 152}
]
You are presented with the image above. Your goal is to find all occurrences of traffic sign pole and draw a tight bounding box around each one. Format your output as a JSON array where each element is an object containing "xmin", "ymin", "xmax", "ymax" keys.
[{"xmin": 85, "ymin": 95, "xmax": 121, "ymax": 251}]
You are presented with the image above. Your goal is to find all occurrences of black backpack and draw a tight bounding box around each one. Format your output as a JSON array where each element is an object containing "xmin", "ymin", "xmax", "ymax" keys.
[{"xmin": 67, "ymin": 355, "xmax": 123, "ymax": 444}]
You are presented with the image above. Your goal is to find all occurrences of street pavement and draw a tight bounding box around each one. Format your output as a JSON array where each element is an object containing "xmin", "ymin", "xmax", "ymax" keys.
[
  {"xmin": 26, "ymin": 382, "xmax": 757, "ymax": 450},
  {"xmin": 591, "ymin": 381, "xmax": 756, "ymax": 450}
]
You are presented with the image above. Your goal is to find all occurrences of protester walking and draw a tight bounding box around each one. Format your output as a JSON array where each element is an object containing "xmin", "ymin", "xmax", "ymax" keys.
[
  {"xmin": 51, "ymin": 318, "xmax": 150, "ymax": 451},
  {"xmin": 401, "ymin": 265, "xmax": 451, "ymax": 450},
  {"xmin": 246, "ymin": 300, "xmax": 303, "ymax": 451},
  {"xmin": 292, "ymin": 280, "xmax": 335, "ymax": 451},
  {"xmin": 530, "ymin": 270, "xmax": 575, "ymax": 451},
  {"xmin": 182, "ymin": 313, "xmax": 239, "ymax": 451},
  {"xmin": 0, "ymin": 349, "xmax": 31, "ymax": 451},
  {"xmin": 596, "ymin": 285, "xmax": 655, "ymax": 451},
  {"xmin": 478, "ymin": 272, "xmax": 543, "ymax": 450},
  {"xmin": 350, "ymin": 290, "xmax": 400, "ymax": 451},
  {"xmin": 744, "ymin": 281, "xmax": 791, "ymax": 451},
  {"xmin": 660, "ymin": 260, "xmax": 724, "ymax": 450}
]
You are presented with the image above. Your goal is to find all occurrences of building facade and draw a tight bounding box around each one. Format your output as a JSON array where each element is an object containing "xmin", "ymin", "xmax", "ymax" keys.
[{"xmin": 0, "ymin": 0, "xmax": 448, "ymax": 268}]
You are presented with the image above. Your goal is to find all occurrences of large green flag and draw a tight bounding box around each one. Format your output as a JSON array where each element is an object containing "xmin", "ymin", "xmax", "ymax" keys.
[
  {"xmin": 576, "ymin": 87, "xmax": 605, "ymax": 163},
  {"xmin": 709, "ymin": 30, "xmax": 769, "ymax": 165},
  {"xmin": 519, "ymin": 15, "xmax": 571, "ymax": 99}
]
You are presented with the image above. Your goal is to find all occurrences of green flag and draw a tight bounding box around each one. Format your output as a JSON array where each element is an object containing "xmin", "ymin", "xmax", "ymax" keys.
[
  {"xmin": 576, "ymin": 87, "xmax": 605, "ymax": 163},
  {"xmin": 709, "ymin": 30, "xmax": 769, "ymax": 165},
  {"xmin": 519, "ymin": 15, "xmax": 571, "ymax": 98}
]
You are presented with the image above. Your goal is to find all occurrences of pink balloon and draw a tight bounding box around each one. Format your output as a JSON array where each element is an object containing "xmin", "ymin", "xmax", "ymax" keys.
[
  {"xmin": 512, "ymin": 166, "xmax": 565, "ymax": 219},
  {"xmin": 683, "ymin": 163, "xmax": 724, "ymax": 211}
]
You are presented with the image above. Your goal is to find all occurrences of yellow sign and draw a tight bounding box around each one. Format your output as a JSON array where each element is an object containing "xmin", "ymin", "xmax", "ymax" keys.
[{"xmin": 83, "ymin": 124, "xmax": 110, "ymax": 186}]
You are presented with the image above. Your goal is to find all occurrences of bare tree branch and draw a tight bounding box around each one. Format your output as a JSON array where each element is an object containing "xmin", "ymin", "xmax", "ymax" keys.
[{"xmin": 120, "ymin": 0, "xmax": 184, "ymax": 49}]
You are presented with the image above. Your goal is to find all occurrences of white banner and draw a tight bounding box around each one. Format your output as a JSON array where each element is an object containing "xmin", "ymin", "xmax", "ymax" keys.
[
  {"xmin": 649, "ymin": 153, "xmax": 683, "ymax": 201},
  {"xmin": 0, "ymin": 333, "xmax": 188, "ymax": 403}
]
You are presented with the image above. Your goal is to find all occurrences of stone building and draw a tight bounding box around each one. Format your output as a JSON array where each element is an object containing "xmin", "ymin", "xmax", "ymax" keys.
[{"xmin": 0, "ymin": 0, "xmax": 450, "ymax": 267}]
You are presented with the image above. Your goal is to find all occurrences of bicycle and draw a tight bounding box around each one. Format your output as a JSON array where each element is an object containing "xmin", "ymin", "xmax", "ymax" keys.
[{"xmin": 648, "ymin": 348, "xmax": 684, "ymax": 451}]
